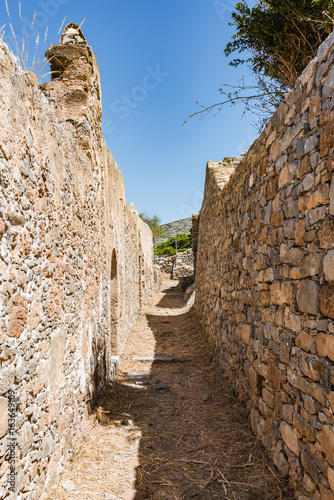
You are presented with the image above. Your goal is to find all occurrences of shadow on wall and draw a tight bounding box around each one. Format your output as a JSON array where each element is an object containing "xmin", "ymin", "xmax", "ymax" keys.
[{"xmin": 94, "ymin": 282, "xmax": 294, "ymax": 500}]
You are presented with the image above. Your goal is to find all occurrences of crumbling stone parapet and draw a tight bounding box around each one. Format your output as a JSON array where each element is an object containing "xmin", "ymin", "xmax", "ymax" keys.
[{"xmin": 40, "ymin": 23, "xmax": 102, "ymax": 156}]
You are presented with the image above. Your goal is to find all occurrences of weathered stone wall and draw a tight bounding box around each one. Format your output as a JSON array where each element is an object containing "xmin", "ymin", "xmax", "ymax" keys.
[
  {"xmin": 192, "ymin": 214, "xmax": 200, "ymax": 273},
  {"xmin": 0, "ymin": 25, "xmax": 156, "ymax": 498},
  {"xmin": 195, "ymin": 32, "xmax": 334, "ymax": 499}
]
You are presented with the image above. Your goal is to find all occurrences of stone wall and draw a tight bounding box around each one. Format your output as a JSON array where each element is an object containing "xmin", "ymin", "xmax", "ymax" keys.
[
  {"xmin": 195, "ymin": 32, "xmax": 334, "ymax": 499},
  {"xmin": 155, "ymin": 249, "xmax": 194, "ymax": 278},
  {"xmin": 0, "ymin": 24, "xmax": 156, "ymax": 499}
]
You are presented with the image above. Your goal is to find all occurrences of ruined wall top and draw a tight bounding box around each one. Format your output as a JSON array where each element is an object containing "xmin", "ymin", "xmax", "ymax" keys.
[{"xmin": 40, "ymin": 23, "xmax": 102, "ymax": 156}]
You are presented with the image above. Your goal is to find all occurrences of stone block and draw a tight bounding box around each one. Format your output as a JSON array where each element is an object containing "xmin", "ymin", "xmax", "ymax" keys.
[
  {"xmin": 301, "ymin": 450, "xmax": 319, "ymax": 485},
  {"xmin": 324, "ymin": 250, "xmax": 334, "ymax": 281},
  {"xmin": 318, "ymin": 425, "xmax": 334, "ymax": 466},
  {"xmin": 0, "ymin": 366, "xmax": 15, "ymax": 394},
  {"xmin": 319, "ymin": 283, "xmax": 334, "ymax": 319},
  {"xmin": 295, "ymin": 219, "xmax": 305, "ymax": 246},
  {"xmin": 268, "ymin": 362, "xmax": 281, "ymax": 390},
  {"xmin": 273, "ymin": 441, "xmax": 289, "ymax": 475},
  {"xmin": 282, "ymin": 404, "xmax": 293, "ymax": 424},
  {"xmin": 8, "ymin": 293, "xmax": 28, "ymax": 338},
  {"xmin": 20, "ymin": 421, "xmax": 33, "ymax": 457},
  {"xmin": 0, "ymin": 397, "xmax": 8, "ymax": 438},
  {"xmin": 280, "ymin": 331, "xmax": 292, "ymax": 363},
  {"xmin": 280, "ymin": 421, "xmax": 299, "ymax": 455},
  {"xmin": 316, "ymin": 334, "xmax": 334, "ymax": 362},
  {"xmin": 240, "ymin": 324, "xmax": 251, "ymax": 345},
  {"xmin": 297, "ymin": 279, "xmax": 320, "ymax": 315},
  {"xmin": 296, "ymin": 332, "xmax": 315, "ymax": 353},
  {"xmin": 320, "ymin": 485, "xmax": 334, "ymax": 500},
  {"xmin": 50, "ymin": 329, "xmax": 67, "ymax": 394},
  {"xmin": 280, "ymin": 244, "xmax": 305, "ymax": 265},
  {"xmin": 284, "ymin": 198, "xmax": 299, "ymax": 218},
  {"xmin": 309, "ymin": 206, "xmax": 328, "ymax": 225},
  {"xmin": 331, "ymin": 176, "xmax": 334, "ymax": 215},
  {"xmin": 42, "ymin": 432, "xmax": 54, "ymax": 458},
  {"xmin": 280, "ymin": 282, "xmax": 294, "ymax": 305},
  {"xmin": 328, "ymin": 467, "xmax": 334, "ymax": 493},
  {"xmin": 301, "ymin": 253, "xmax": 323, "ymax": 278},
  {"xmin": 299, "ymin": 351, "xmax": 322, "ymax": 382},
  {"xmin": 303, "ymin": 473, "xmax": 316, "ymax": 494},
  {"xmin": 267, "ymin": 176, "xmax": 279, "ymax": 199},
  {"xmin": 319, "ymin": 222, "xmax": 334, "ymax": 249},
  {"xmin": 299, "ymin": 184, "xmax": 329, "ymax": 213},
  {"xmin": 320, "ymin": 112, "xmax": 334, "ymax": 158},
  {"xmin": 323, "ymin": 65, "xmax": 334, "ymax": 98}
]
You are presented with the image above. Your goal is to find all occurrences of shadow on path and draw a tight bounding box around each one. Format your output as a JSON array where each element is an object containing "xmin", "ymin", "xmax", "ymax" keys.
[{"xmin": 97, "ymin": 279, "xmax": 294, "ymax": 500}]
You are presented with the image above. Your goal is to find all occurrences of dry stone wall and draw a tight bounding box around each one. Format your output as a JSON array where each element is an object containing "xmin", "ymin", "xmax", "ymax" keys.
[
  {"xmin": 195, "ymin": 32, "xmax": 334, "ymax": 499},
  {"xmin": 0, "ymin": 24, "xmax": 156, "ymax": 499}
]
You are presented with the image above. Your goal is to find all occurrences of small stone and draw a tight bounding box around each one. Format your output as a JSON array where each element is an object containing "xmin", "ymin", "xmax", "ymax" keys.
[
  {"xmin": 62, "ymin": 480, "xmax": 76, "ymax": 492},
  {"xmin": 8, "ymin": 293, "xmax": 28, "ymax": 338},
  {"xmin": 121, "ymin": 419, "xmax": 133, "ymax": 426},
  {"xmin": 328, "ymin": 467, "xmax": 334, "ymax": 492},
  {"xmin": 330, "ymin": 176, "xmax": 334, "ymax": 215},
  {"xmin": 105, "ymin": 494, "xmax": 117, "ymax": 500},
  {"xmin": 126, "ymin": 371, "xmax": 150, "ymax": 381},
  {"xmin": 296, "ymin": 332, "xmax": 315, "ymax": 353},
  {"xmin": 303, "ymin": 473, "xmax": 316, "ymax": 493},
  {"xmin": 323, "ymin": 65, "xmax": 334, "ymax": 98},
  {"xmin": 319, "ymin": 222, "xmax": 334, "ymax": 249},
  {"xmin": 299, "ymin": 351, "xmax": 322, "ymax": 381},
  {"xmin": 319, "ymin": 283, "xmax": 334, "ymax": 319},
  {"xmin": 318, "ymin": 425, "xmax": 334, "ymax": 466},
  {"xmin": 20, "ymin": 422, "xmax": 33, "ymax": 457},
  {"xmin": 297, "ymin": 280, "xmax": 320, "ymax": 315},
  {"xmin": 301, "ymin": 450, "xmax": 319, "ymax": 485},
  {"xmin": 8, "ymin": 212, "xmax": 26, "ymax": 226},
  {"xmin": 316, "ymin": 334, "xmax": 334, "ymax": 362},
  {"xmin": 300, "ymin": 253, "xmax": 323, "ymax": 278},
  {"xmin": 324, "ymin": 250, "xmax": 334, "ymax": 281},
  {"xmin": 150, "ymin": 382, "xmax": 170, "ymax": 392},
  {"xmin": 320, "ymin": 485, "xmax": 334, "ymax": 500},
  {"xmin": 42, "ymin": 432, "xmax": 54, "ymax": 458},
  {"xmin": 280, "ymin": 421, "xmax": 299, "ymax": 455},
  {"xmin": 200, "ymin": 394, "xmax": 213, "ymax": 402}
]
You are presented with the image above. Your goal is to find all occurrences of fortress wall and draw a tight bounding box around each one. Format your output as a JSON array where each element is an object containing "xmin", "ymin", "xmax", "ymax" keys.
[{"xmin": 195, "ymin": 32, "xmax": 334, "ymax": 499}]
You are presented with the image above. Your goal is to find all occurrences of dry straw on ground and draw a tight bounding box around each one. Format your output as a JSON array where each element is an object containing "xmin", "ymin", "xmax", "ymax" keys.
[{"xmin": 47, "ymin": 276, "xmax": 294, "ymax": 500}]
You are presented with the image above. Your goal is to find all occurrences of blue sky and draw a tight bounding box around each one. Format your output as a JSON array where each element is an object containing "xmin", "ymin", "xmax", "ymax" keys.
[{"xmin": 1, "ymin": 0, "xmax": 257, "ymax": 223}]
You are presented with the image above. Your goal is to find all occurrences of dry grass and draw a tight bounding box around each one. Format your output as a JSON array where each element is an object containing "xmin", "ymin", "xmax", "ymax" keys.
[{"xmin": 46, "ymin": 275, "xmax": 294, "ymax": 500}]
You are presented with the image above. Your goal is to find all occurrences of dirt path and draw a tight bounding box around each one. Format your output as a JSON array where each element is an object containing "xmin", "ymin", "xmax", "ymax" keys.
[{"xmin": 47, "ymin": 276, "xmax": 293, "ymax": 500}]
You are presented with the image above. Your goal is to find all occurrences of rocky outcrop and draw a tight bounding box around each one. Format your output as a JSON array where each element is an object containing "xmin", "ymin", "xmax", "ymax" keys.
[
  {"xmin": 0, "ymin": 24, "xmax": 157, "ymax": 498},
  {"xmin": 195, "ymin": 31, "xmax": 334, "ymax": 499}
]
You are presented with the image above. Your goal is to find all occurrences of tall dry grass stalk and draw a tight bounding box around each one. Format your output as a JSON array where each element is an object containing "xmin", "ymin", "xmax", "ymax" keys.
[{"xmin": 1, "ymin": 1, "xmax": 70, "ymax": 81}]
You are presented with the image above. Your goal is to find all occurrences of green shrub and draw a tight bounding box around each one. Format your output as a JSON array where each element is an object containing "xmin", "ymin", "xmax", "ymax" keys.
[{"xmin": 154, "ymin": 233, "xmax": 192, "ymax": 256}]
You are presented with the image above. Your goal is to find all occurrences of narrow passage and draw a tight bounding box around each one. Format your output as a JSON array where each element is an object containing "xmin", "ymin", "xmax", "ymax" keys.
[{"xmin": 48, "ymin": 276, "xmax": 293, "ymax": 500}]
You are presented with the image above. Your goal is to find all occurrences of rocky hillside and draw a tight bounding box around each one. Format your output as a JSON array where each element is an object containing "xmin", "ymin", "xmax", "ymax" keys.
[{"xmin": 156, "ymin": 217, "xmax": 193, "ymax": 246}]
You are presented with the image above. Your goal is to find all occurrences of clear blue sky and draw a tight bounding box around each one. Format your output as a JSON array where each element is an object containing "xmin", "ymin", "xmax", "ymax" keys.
[{"xmin": 1, "ymin": 0, "xmax": 257, "ymax": 223}]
